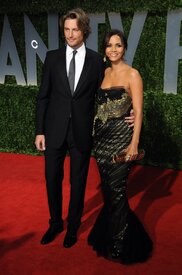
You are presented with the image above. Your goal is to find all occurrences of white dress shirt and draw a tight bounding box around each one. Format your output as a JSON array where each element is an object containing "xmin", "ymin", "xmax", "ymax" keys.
[{"xmin": 66, "ymin": 43, "xmax": 86, "ymax": 92}]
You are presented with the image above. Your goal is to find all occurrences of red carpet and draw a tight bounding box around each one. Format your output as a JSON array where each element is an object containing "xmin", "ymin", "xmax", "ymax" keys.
[{"xmin": 0, "ymin": 153, "xmax": 182, "ymax": 275}]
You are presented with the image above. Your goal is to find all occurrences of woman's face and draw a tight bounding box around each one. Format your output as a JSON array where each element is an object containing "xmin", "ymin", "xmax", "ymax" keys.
[{"xmin": 105, "ymin": 35, "xmax": 125, "ymax": 62}]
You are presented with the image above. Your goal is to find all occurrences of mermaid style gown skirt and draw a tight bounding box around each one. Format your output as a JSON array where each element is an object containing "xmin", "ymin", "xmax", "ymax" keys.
[{"xmin": 88, "ymin": 88, "xmax": 153, "ymax": 264}]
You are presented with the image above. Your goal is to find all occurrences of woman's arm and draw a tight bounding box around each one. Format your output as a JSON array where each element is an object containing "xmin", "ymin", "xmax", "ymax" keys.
[{"xmin": 125, "ymin": 68, "xmax": 143, "ymax": 160}]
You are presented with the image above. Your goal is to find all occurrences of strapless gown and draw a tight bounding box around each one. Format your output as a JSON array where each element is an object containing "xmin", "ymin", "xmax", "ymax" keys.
[{"xmin": 88, "ymin": 87, "xmax": 153, "ymax": 264}]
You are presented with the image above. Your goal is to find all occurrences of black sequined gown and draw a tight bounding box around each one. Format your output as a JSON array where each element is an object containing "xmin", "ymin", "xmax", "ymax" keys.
[{"xmin": 88, "ymin": 87, "xmax": 153, "ymax": 264}]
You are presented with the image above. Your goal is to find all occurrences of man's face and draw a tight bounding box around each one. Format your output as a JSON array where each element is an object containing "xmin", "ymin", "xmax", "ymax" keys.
[{"xmin": 64, "ymin": 18, "xmax": 84, "ymax": 49}]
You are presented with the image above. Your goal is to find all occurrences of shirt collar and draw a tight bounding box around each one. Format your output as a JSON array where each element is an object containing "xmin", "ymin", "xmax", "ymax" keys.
[{"xmin": 66, "ymin": 43, "xmax": 86, "ymax": 56}]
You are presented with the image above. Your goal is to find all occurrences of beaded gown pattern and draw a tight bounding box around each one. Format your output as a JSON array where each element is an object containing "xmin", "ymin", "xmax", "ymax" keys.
[{"xmin": 88, "ymin": 87, "xmax": 153, "ymax": 264}]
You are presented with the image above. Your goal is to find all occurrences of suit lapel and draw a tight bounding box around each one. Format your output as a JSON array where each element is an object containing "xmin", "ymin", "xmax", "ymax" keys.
[{"xmin": 57, "ymin": 47, "xmax": 92, "ymax": 96}]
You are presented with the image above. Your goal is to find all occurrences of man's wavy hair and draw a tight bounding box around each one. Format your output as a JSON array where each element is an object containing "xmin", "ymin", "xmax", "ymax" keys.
[{"xmin": 60, "ymin": 8, "xmax": 91, "ymax": 40}]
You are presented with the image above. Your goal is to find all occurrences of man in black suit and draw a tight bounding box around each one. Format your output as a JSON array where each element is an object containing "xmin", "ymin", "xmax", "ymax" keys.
[{"xmin": 35, "ymin": 8, "xmax": 105, "ymax": 248}]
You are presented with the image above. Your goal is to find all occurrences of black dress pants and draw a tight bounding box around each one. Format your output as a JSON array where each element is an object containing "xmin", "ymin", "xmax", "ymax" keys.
[{"xmin": 44, "ymin": 120, "xmax": 91, "ymax": 231}]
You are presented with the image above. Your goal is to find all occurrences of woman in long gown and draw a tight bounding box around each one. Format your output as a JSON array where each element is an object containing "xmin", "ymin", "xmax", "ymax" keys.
[{"xmin": 88, "ymin": 29, "xmax": 153, "ymax": 264}]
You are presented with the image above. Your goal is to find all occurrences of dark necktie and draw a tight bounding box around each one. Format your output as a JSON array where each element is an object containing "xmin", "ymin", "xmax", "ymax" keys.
[{"xmin": 68, "ymin": 50, "xmax": 77, "ymax": 95}]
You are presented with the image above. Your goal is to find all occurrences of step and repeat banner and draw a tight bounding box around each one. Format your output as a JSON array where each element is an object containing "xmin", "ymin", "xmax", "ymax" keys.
[{"xmin": 0, "ymin": 10, "xmax": 182, "ymax": 94}]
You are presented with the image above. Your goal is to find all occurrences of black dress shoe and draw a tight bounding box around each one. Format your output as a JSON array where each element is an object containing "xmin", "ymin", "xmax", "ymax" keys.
[
  {"xmin": 40, "ymin": 225, "xmax": 63, "ymax": 245},
  {"xmin": 63, "ymin": 230, "xmax": 77, "ymax": 248}
]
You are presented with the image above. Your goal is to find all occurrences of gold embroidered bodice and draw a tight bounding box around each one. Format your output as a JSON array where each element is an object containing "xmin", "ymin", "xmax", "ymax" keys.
[{"xmin": 95, "ymin": 87, "xmax": 132, "ymax": 124}]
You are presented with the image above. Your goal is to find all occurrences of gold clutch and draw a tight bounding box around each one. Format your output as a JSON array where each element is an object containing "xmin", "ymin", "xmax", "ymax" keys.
[{"xmin": 112, "ymin": 149, "xmax": 145, "ymax": 163}]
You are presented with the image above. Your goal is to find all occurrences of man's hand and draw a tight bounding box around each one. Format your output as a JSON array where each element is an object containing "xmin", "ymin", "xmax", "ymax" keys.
[
  {"xmin": 35, "ymin": 135, "xmax": 46, "ymax": 151},
  {"xmin": 125, "ymin": 109, "xmax": 134, "ymax": 128}
]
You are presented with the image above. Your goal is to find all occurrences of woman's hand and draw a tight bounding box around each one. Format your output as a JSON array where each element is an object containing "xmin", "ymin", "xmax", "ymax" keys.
[
  {"xmin": 125, "ymin": 109, "xmax": 134, "ymax": 128},
  {"xmin": 124, "ymin": 143, "xmax": 138, "ymax": 162}
]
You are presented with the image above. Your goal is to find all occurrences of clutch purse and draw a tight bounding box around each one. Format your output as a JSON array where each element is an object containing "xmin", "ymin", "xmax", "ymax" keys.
[{"xmin": 112, "ymin": 149, "xmax": 145, "ymax": 163}]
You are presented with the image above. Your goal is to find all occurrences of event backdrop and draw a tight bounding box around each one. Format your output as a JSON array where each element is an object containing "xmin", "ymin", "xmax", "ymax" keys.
[{"xmin": 0, "ymin": 0, "xmax": 182, "ymax": 169}]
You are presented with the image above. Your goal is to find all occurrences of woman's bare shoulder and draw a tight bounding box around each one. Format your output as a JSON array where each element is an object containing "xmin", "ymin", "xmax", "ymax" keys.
[
  {"xmin": 104, "ymin": 67, "xmax": 111, "ymax": 75},
  {"xmin": 129, "ymin": 67, "xmax": 141, "ymax": 78}
]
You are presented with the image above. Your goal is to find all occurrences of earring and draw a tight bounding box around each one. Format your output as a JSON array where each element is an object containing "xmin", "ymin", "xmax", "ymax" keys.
[{"xmin": 103, "ymin": 56, "xmax": 107, "ymax": 62}]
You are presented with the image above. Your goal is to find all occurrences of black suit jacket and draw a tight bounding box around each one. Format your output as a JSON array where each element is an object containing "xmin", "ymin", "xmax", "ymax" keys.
[{"xmin": 36, "ymin": 46, "xmax": 104, "ymax": 151}]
